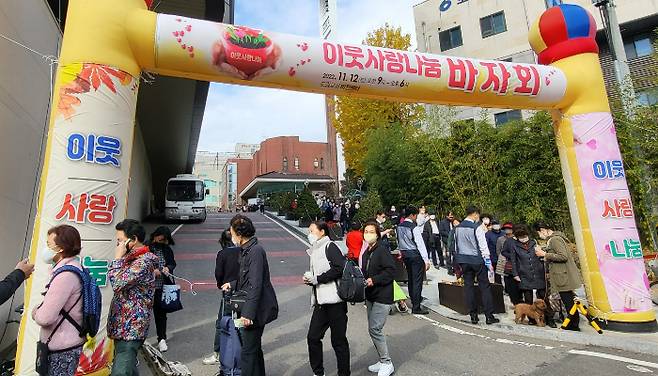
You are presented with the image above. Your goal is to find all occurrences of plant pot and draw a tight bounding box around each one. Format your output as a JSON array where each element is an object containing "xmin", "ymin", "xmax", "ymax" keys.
[
  {"xmin": 298, "ymin": 218, "xmax": 313, "ymax": 228},
  {"xmin": 223, "ymin": 27, "xmax": 273, "ymax": 76},
  {"xmin": 438, "ymin": 282, "xmax": 506, "ymax": 315}
]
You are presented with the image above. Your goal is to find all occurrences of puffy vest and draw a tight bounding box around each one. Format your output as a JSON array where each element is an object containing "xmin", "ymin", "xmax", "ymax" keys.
[
  {"xmin": 454, "ymin": 220, "xmax": 484, "ymax": 265},
  {"xmin": 396, "ymin": 221, "xmax": 418, "ymax": 251},
  {"xmin": 308, "ymin": 236, "xmax": 343, "ymax": 305}
]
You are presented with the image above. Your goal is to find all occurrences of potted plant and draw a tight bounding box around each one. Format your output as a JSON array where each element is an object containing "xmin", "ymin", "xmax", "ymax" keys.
[
  {"xmin": 223, "ymin": 26, "xmax": 273, "ymax": 76},
  {"xmin": 295, "ymin": 188, "xmax": 322, "ymax": 228}
]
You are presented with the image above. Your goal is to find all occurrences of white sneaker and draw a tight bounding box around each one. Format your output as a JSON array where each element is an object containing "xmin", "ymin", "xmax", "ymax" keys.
[
  {"xmin": 158, "ymin": 339, "xmax": 168, "ymax": 352},
  {"xmin": 377, "ymin": 363, "xmax": 395, "ymax": 376},
  {"xmin": 368, "ymin": 362, "xmax": 383, "ymax": 373},
  {"xmin": 202, "ymin": 352, "xmax": 220, "ymax": 365}
]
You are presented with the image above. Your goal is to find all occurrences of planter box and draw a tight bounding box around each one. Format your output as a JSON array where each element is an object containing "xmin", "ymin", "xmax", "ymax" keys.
[
  {"xmin": 298, "ymin": 218, "xmax": 313, "ymax": 228},
  {"xmin": 277, "ymin": 210, "xmax": 285, "ymax": 217},
  {"xmin": 438, "ymin": 282, "xmax": 506, "ymax": 315},
  {"xmin": 285, "ymin": 213, "xmax": 297, "ymax": 221}
]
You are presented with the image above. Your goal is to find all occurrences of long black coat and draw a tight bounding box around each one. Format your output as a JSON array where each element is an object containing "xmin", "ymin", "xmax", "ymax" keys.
[
  {"xmin": 510, "ymin": 239, "xmax": 546, "ymax": 290},
  {"xmin": 232, "ymin": 238, "xmax": 279, "ymax": 327}
]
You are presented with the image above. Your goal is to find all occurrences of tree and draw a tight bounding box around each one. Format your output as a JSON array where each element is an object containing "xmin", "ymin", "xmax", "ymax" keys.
[
  {"xmin": 295, "ymin": 187, "xmax": 322, "ymax": 221},
  {"xmin": 332, "ymin": 24, "xmax": 424, "ymax": 174},
  {"xmin": 355, "ymin": 190, "xmax": 384, "ymax": 223}
]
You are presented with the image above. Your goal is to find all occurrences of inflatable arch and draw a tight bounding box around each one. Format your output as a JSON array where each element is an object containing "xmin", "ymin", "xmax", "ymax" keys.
[{"xmin": 16, "ymin": 1, "xmax": 657, "ymax": 374}]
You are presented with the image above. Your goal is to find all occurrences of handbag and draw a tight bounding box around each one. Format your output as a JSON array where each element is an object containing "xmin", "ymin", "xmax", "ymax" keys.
[
  {"xmin": 159, "ymin": 276, "xmax": 183, "ymax": 313},
  {"xmin": 229, "ymin": 290, "xmax": 248, "ymax": 315},
  {"xmin": 36, "ymin": 295, "xmax": 82, "ymax": 375}
]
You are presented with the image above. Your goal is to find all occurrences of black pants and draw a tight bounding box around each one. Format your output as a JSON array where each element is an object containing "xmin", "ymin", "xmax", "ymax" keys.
[
  {"xmin": 560, "ymin": 291, "xmax": 580, "ymax": 328},
  {"xmin": 460, "ymin": 263, "xmax": 494, "ymax": 317},
  {"xmin": 402, "ymin": 250, "xmax": 424, "ymax": 311},
  {"xmin": 307, "ymin": 302, "xmax": 350, "ymax": 376},
  {"xmin": 503, "ymin": 275, "xmax": 523, "ymax": 305},
  {"xmin": 429, "ymin": 236, "xmax": 445, "ymax": 266},
  {"xmin": 241, "ymin": 325, "xmax": 266, "ymax": 376},
  {"xmin": 153, "ymin": 289, "xmax": 167, "ymax": 341}
]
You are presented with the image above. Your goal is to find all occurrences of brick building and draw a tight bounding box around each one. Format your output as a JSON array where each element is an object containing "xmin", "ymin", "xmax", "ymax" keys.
[{"xmin": 221, "ymin": 136, "xmax": 338, "ymax": 210}]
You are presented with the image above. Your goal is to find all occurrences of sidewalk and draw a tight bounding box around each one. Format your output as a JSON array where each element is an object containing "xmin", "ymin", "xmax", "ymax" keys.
[{"xmin": 264, "ymin": 212, "xmax": 658, "ymax": 355}]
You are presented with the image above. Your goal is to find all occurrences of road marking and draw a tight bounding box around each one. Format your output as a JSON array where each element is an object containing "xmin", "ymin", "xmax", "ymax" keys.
[
  {"xmin": 568, "ymin": 350, "xmax": 658, "ymax": 369},
  {"xmin": 265, "ymin": 215, "xmax": 310, "ymax": 248},
  {"xmin": 172, "ymin": 224, "xmax": 183, "ymax": 235},
  {"xmin": 415, "ymin": 314, "xmax": 554, "ymax": 350},
  {"xmin": 628, "ymin": 365, "xmax": 654, "ymax": 373}
]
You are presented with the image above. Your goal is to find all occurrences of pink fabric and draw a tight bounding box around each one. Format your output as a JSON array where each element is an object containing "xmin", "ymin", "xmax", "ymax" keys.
[{"xmin": 32, "ymin": 257, "xmax": 84, "ymax": 350}]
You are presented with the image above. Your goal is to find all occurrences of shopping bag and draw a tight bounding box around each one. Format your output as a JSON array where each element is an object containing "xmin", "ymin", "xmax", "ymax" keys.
[{"xmin": 159, "ymin": 282, "xmax": 183, "ymax": 313}]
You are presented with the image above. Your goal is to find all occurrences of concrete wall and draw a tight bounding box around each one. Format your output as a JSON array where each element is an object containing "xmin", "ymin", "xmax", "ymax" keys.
[
  {"xmin": 126, "ymin": 123, "xmax": 153, "ymax": 221},
  {"xmin": 0, "ymin": 0, "xmax": 61, "ymax": 351}
]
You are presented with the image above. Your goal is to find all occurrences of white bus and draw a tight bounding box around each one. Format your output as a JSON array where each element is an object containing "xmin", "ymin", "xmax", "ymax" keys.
[{"xmin": 164, "ymin": 174, "xmax": 207, "ymax": 222}]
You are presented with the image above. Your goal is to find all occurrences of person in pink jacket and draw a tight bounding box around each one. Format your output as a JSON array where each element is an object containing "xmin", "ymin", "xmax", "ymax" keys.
[{"xmin": 32, "ymin": 225, "xmax": 84, "ymax": 376}]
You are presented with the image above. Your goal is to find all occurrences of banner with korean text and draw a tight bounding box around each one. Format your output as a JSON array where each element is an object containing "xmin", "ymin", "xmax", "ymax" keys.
[{"xmin": 16, "ymin": 63, "xmax": 138, "ymax": 375}]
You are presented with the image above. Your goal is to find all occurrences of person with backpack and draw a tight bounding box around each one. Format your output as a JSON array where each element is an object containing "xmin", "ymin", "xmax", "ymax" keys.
[
  {"xmin": 221, "ymin": 215, "xmax": 279, "ymax": 376},
  {"xmin": 108, "ymin": 219, "xmax": 159, "ymax": 376},
  {"xmin": 202, "ymin": 229, "xmax": 241, "ymax": 368},
  {"xmin": 32, "ymin": 225, "xmax": 85, "ymax": 376},
  {"xmin": 303, "ymin": 220, "xmax": 351, "ymax": 376},
  {"xmin": 534, "ymin": 222, "xmax": 583, "ymax": 331},
  {"xmin": 148, "ymin": 226, "xmax": 178, "ymax": 353},
  {"xmin": 361, "ymin": 221, "xmax": 396, "ymax": 376}
]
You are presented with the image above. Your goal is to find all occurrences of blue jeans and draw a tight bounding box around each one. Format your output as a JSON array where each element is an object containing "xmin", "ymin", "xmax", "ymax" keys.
[
  {"xmin": 402, "ymin": 250, "xmax": 424, "ymax": 311},
  {"xmin": 111, "ymin": 339, "xmax": 144, "ymax": 376}
]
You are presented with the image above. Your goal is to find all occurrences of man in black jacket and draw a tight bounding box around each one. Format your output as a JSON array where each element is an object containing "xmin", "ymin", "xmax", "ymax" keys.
[
  {"xmin": 438, "ymin": 212, "xmax": 455, "ymax": 272},
  {"xmin": 0, "ymin": 259, "xmax": 34, "ymax": 306}
]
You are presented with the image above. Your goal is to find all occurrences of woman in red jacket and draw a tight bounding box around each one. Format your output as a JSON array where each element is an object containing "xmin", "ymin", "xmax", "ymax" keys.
[{"xmin": 346, "ymin": 220, "xmax": 364, "ymax": 262}]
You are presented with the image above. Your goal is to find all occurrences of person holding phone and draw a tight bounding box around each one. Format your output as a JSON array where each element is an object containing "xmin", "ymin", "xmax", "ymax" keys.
[
  {"xmin": 108, "ymin": 219, "xmax": 159, "ymax": 376},
  {"xmin": 0, "ymin": 259, "xmax": 34, "ymax": 306}
]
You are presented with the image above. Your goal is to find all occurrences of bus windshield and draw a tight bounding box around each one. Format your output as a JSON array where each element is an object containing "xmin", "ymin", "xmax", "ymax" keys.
[{"xmin": 166, "ymin": 181, "xmax": 204, "ymax": 201}]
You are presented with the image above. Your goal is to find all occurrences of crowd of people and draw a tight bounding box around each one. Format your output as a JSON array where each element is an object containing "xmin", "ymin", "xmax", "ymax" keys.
[{"xmin": 0, "ymin": 201, "xmax": 584, "ymax": 376}]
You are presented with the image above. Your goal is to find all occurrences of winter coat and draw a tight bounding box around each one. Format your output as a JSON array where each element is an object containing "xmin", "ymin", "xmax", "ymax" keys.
[
  {"xmin": 233, "ymin": 238, "xmax": 279, "ymax": 326},
  {"xmin": 495, "ymin": 236, "xmax": 513, "ymax": 276},
  {"xmin": 149, "ymin": 242, "xmax": 177, "ymax": 289},
  {"xmin": 215, "ymin": 246, "xmax": 241, "ymax": 288},
  {"xmin": 0, "ymin": 269, "xmax": 25, "ymax": 306},
  {"xmin": 438, "ymin": 218, "xmax": 453, "ymax": 243},
  {"xmin": 544, "ymin": 232, "xmax": 582, "ymax": 293},
  {"xmin": 346, "ymin": 230, "xmax": 365, "ymax": 261},
  {"xmin": 108, "ymin": 246, "xmax": 159, "ymax": 341},
  {"xmin": 308, "ymin": 236, "xmax": 346, "ymax": 305},
  {"xmin": 485, "ymin": 231, "xmax": 504, "ymax": 264},
  {"xmin": 362, "ymin": 240, "xmax": 396, "ymax": 305},
  {"xmin": 510, "ymin": 239, "xmax": 546, "ymax": 290}
]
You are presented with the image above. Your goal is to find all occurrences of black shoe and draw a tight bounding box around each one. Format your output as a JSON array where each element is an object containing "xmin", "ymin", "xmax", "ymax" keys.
[
  {"xmin": 486, "ymin": 316, "xmax": 500, "ymax": 325},
  {"xmin": 470, "ymin": 314, "xmax": 479, "ymax": 324},
  {"xmin": 547, "ymin": 321, "xmax": 557, "ymax": 328},
  {"xmin": 412, "ymin": 307, "xmax": 430, "ymax": 315}
]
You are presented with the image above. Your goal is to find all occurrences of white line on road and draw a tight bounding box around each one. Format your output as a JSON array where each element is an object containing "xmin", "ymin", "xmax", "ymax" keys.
[
  {"xmin": 264, "ymin": 215, "xmax": 310, "ymax": 248},
  {"xmin": 414, "ymin": 314, "xmax": 554, "ymax": 350},
  {"xmin": 172, "ymin": 224, "xmax": 183, "ymax": 235},
  {"xmin": 568, "ymin": 350, "xmax": 658, "ymax": 369}
]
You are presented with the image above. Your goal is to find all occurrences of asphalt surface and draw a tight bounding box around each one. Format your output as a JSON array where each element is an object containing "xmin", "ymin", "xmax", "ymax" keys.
[{"xmin": 142, "ymin": 213, "xmax": 657, "ymax": 376}]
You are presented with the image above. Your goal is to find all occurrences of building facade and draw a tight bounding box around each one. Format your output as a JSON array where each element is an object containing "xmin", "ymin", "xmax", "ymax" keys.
[
  {"xmin": 413, "ymin": 0, "xmax": 658, "ymax": 126},
  {"xmin": 220, "ymin": 136, "xmax": 338, "ymax": 209}
]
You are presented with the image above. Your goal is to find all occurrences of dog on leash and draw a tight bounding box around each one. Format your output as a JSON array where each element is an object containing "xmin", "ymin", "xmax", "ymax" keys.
[{"xmin": 514, "ymin": 300, "xmax": 547, "ymax": 327}]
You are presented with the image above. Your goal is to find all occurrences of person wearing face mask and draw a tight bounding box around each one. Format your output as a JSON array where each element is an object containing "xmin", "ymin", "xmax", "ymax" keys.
[
  {"xmin": 423, "ymin": 213, "xmax": 445, "ymax": 269},
  {"xmin": 361, "ymin": 221, "xmax": 397, "ymax": 376},
  {"xmin": 485, "ymin": 220, "xmax": 504, "ymax": 284},
  {"xmin": 303, "ymin": 221, "xmax": 350, "ymax": 376},
  {"xmin": 509, "ymin": 226, "xmax": 551, "ymax": 326},
  {"xmin": 147, "ymin": 226, "xmax": 177, "ymax": 352},
  {"xmin": 454, "ymin": 206, "xmax": 499, "ymax": 325},
  {"xmin": 396, "ymin": 206, "xmax": 430, "ymax": 315},
  {"xmin": 439, "ymin": 212, "xmax": 455, "ymax": 273},
  {"xmin": 221, "ymin": 215, "xmax": 278, "ymax": 376},
  {"xmin": 375, "ymin": 211, "xmax": 393, "ymax": 252},
  {"xmin": 388, "ymin": 206, "xmax": 399, "ymax": 225},
  {"xmin": 32, "ymin": 225, "xmax": 84, "ymax": 376},
  {"xmin": 496, "ymin": 223, "xmax": 522, "ymax": 305},
  {"xmin": 108, "ymin": 219, "xmax": 159, "ymax": 376}
]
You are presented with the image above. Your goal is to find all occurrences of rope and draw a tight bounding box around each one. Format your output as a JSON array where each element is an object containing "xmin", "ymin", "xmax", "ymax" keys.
[
  {"xmin": 166, "ymin": 273, "xmax": 216, "ymax": 296},
  {"xmin": 0, "ymin": 33, "xmax": 58, "ymax": 94}
]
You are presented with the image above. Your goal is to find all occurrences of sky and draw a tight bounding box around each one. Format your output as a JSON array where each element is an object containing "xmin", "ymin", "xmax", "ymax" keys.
[{"xmin": 197, "ymin": 0, "xmax": 421, "ymax": 152}]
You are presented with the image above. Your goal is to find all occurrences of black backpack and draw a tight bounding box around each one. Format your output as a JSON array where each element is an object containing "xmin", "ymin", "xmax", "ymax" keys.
[{"xmin": 337, "ymin": 259, "xmax": 366, "ymax": 304}]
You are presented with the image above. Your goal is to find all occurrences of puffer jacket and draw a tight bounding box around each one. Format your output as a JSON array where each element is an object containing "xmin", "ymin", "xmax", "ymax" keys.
[
  {"xmin": 308, "ymin": 236, "xmax": 346, "ymax": 305},
  {"xmin": 510, "ymin": 239, "xmax": 546, "ymax": 290}
]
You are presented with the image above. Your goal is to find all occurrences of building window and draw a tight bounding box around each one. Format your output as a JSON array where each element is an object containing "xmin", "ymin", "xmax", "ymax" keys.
[
  {"xmin": 624, "ymin": 34, "xmax": 653, "ymax": 59},
  {"xmin": 480, "ymin": 11, "xmax": 507, "ymax": 38},
  {"xmin": 313, "ymin": 158, "xmax": 319, "ymax": 169},
  {"xmin": 320, "ymin": 158, "xmax": 324, "ymax": 170},
  {"xmin": 636, "ymin": 89, "xmax": 658, "ymax": 106},
  {"xmin": 283, "ymin": 157, "xmax": 288, "ymax": 171},
  {"xmin": 494, "ymin": 110, "xmax": 522, "ymax": 126},
  {"xmin": 294, "ymin": 157, "xmax": 300, "ymax": 170},
  {"xmin": 439, "ymin": 26, "xmax": 463, "ymax": 51}
]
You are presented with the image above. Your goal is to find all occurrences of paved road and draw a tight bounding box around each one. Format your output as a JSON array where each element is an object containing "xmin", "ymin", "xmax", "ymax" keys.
[{"xmin": 144, "ymin": 213, "xmax": 657, "ymax": 376}]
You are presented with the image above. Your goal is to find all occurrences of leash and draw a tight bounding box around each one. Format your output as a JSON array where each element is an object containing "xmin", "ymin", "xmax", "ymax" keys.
[{"xmin": 166, "ymin": 273, "xmax": 216, "ymax": 296}]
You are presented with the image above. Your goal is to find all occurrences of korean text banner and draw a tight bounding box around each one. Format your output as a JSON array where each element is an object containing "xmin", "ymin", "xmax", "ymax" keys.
[
  {"xmin": 16, "ymin": 64, "xmax": 138, "ymax": 375},
  {"xmin": 153, "ymin": 15, "xmax": 568, "ymax": 110}
]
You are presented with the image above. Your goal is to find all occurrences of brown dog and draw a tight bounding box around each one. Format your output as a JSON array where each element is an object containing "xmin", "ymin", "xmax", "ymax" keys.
[{"xmin": 514, "ymin": 300, "xmax": 547, "ymax": 327}]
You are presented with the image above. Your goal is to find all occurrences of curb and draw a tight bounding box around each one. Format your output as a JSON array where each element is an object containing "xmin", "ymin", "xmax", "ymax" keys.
[
  {"xmin": 264, "ymin": 212, "xmax": 308, "ymax": 239},
  {"xmin": 422, "ymin": 297, "xmax": 658, "ymax": 356}
]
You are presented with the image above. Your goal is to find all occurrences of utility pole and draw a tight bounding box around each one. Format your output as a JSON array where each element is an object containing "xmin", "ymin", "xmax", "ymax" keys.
[{"xmin": 594, "ymin": 0, "xmax": 636, "ymax": 114}]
